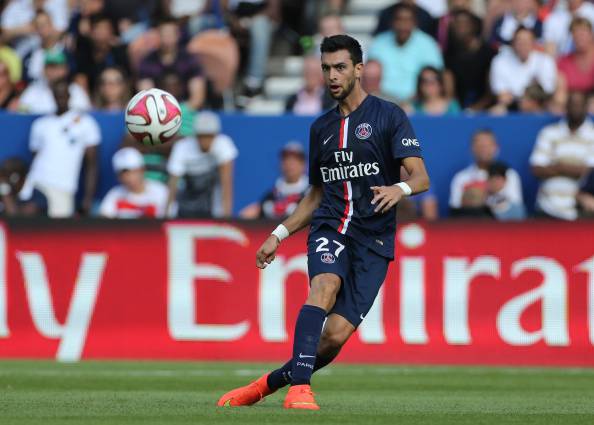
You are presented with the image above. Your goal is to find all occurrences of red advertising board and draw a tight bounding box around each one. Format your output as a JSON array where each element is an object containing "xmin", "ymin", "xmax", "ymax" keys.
[{"xmin": 0, "ymin": 219, "xmax": 593, "ymax": 366}]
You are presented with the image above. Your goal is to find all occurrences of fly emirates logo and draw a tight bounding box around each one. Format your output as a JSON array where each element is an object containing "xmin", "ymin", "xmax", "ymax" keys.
[{"xmin": 320, "ymin": 150, "xmax": 379, "ymax": 183}]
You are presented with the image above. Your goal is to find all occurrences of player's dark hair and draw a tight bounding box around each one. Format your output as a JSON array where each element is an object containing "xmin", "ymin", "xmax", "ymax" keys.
[
  {"xmin": 392, "ymin": 3, "xmax": 416, "ymax": 20},
  {"xmin": 320, "ymin": 35, "xmax": 363, "ymax": 66},
  {"xmin": 488, "ymin": 161, "xmax": 508, "ymax": 178}
]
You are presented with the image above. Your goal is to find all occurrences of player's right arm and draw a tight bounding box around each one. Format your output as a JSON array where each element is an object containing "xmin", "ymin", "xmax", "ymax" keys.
[
  {"xmin": 257, "ymin": 121, "xmax": 325, "ymax": 269},
  {"xmin": 256, "ymin": 185, "xmax": 322, "ymax": 269}
]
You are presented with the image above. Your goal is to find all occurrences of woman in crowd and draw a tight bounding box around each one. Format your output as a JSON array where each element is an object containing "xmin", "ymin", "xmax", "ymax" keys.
[
  {"xmin": 413, "ymin": 66, "xmax": 461, "ymax": 115},
  {"xmin": 94, "ymin": 66, "xmax": 130, "ymax": 111}
]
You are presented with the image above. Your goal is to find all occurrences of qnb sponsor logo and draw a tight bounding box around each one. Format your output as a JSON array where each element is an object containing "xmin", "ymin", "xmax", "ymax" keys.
[
  {"xmin": 320, "ymin": 162, "xmax": 380, "ymax": 183},
  {"xmin": 402, "ymin": 138, "xmax": 420, "ymax": 147},
  {"xmin": 296, "ymin": 361, "xmax": 314, "ymax": 370}
]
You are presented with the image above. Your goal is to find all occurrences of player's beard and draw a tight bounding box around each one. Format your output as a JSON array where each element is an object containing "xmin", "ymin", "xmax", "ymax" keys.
[{"xmin": 329, "ymin": 75, "xmax": 357, "ymax": 101}]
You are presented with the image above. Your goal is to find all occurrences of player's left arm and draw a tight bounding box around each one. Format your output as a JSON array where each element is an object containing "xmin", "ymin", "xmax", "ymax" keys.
[{"xmin": 371, "ymin": 157, "xmax": 430, "ymax": 214}]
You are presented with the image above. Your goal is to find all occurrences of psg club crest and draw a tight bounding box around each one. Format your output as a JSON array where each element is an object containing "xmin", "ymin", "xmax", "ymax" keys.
[
  {"xmin": 321, "ymin": 252, "xmax": 336, "ymax": 264},
  {"xmin": 355, "ymin": 123, "xmax": 372, "ymax": 140}
]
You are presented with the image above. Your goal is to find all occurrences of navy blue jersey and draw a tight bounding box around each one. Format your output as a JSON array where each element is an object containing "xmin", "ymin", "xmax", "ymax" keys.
[{"xmin": 309, "ymin": 95, "xmax": 422, "ymax": 259}]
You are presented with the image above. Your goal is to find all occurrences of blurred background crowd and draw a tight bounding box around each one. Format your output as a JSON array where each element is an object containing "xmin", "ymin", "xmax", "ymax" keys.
[{"xmin": 0, "ymin": 0, "xmax": 594, "ymax": 222}]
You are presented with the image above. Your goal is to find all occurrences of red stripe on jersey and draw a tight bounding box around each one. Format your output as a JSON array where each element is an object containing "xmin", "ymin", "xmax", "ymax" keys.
[
  {"xmin": 338, "ymin": 118, "xmax": 345, "ymax": 149},
  {"xmin": 338, "ymin": 181, "xmax": 350, "ymax": 233}
]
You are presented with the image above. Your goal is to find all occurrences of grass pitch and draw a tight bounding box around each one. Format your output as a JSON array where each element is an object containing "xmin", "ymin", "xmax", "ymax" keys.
[{"xmin": 1, "ymin": 361, "xmax": 593, "ymax": 425}]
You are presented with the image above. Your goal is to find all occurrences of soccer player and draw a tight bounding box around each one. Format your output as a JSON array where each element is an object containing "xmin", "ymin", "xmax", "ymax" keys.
[{"xmin": 217, "ymin": 34, "xmax": 430, "ymax": 410}]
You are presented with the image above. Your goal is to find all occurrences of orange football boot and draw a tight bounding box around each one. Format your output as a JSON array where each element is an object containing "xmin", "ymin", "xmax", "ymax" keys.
[
  {"xmin": 216, "ymin": 373, "xmax": 276, "ymax": 407},
  {"xmin": 283, "ymin": 384, "xmax": 320, "ymax": 410}
]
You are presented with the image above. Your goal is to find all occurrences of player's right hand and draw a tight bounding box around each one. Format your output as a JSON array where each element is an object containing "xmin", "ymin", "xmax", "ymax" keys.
[{"xmin": 256, "ymin": 235, "xmax": 281, "ymax": 269}]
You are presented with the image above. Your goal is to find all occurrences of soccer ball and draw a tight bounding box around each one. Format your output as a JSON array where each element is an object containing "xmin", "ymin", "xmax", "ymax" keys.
[{"xmin": 125, "ymin": 88, "xmax": 182, "ymax": 145}]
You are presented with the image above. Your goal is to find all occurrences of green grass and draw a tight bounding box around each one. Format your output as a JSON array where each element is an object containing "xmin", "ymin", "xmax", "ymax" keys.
[{"xmin": 1, "ymin": 361, "xmax": 593, "ymax": 425}]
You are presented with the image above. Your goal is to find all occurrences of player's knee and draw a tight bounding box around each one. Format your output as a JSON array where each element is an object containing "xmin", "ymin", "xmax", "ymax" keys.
[
  {"xmin": 306, "ymin": 274, "xmax": 341, "ymax": 311},
  {"xmin": 319, "ymin": 330, "xmax": 347, "ymax": 352}
]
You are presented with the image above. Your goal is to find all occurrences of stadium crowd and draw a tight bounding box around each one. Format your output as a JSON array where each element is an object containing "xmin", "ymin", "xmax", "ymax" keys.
[{"xmin": 0, "ymin": 0, "xmax": 594, "ymax": 220}]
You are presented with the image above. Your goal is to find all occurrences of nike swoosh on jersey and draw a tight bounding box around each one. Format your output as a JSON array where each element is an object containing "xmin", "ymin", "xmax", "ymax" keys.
[
  {"xmin": 298, "ymin": 353, "xmax": 316, "ymax": 359},
  {"xmin": 323, "ymin": 134, "xmax": 334, "ymax": 145}
]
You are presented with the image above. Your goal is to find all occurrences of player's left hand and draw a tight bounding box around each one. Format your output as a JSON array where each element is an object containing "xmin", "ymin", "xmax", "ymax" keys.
[{"xmin": 370, "ymin": 185, "xmax": 405, "ymax": 214}]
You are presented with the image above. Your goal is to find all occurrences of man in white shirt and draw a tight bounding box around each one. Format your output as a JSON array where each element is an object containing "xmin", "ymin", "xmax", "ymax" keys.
[
  {"xmin": 99, "ymin": 148, "xmax": 169, "ymax": 218},
  {"xmin": 1, "ymin": 0, "xmax": 69, "ymax": 55},
  {"xmin": 530, "ymin": 91, "xmax": 594, "ymax": 220},
  {"xmin": 22, "ymin": 78, "xmax": 100, "ymax": 217},
  {"xmin": 543, "ymin": 0, "xmax": 594, "ymax": 56},
  {"xmin": 490, "ymin": 26, "xmax": 557, "ymax": 113},
  {"xmin": 167, "ymin": 111, "xmax": 238, "ymax": 218},
  {"xmin": 18, "ymin": 50, "xmax": 91, "ymax": 114},
  {"xmin": 450, "ymin": 129, "xmax": 524, "ymax": 212}
]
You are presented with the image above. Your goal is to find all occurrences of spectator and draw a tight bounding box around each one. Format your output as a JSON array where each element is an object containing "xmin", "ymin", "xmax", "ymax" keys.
[
  {"xmin": 519, "ymin": 82, "xmax": 549, "ymax": 113},
  {"xmin": 374, "ymin": 0, "xmax": 438, "ymax": 39},
  {"xmin": 444, "ymin": 9, "xmax": 496, "ymax": 110},
  {"xmin": 166, "ymin": 111, "xmax": 237, "ymax": 218},
  {"xmin": 543, "ymin": 0, "xmax": 594, "ymax": 56},
  {"xmin": 0, "ymin": 61, "xmax": 19, "ymax": 110},
  {"xmin": 285, "ymin": 56, "xmax": 334, "ymax": 115},
  {"xmin": 437, "ymin": 0, "xmax": 474, "ymax": 51},
  {"xmin": 530, "ymin": 91, "xmax": 594, "ymax": 220},
  {"xmin": 489, "ymin": 26, "xmax": 557, "ymax": 113},
  {"xmin": 94, "ymin": 66, "xmax": 129, "ymax": 111},
  {"xmin": 22, "ymin": 78, "xmax": 100, "ymax": 217},
  {"xmin": 0, "ymin": 157, "xmax": 47, "ymax": 216},
  {"xmin": 138, "ymin": 18, "xmax": 205, "ymax": 108},
  {"xmin": 489, "ymin": 0, "xmax": 542, "ymax": 47},
  {"xmin": 1, "ymin": 0, "xmax": 69, "ymax": 54},
  {"xmin": 451, "ymin": 184, "xmax": 494, "ymax": 217},
  {"xmin": 368, "ymin": 3, "xmax": 443, "ymax": 102},
  {"xmin": 361, "ymin": 60, "xmax": 400, "ymax": 104},
  {"xmin": 240, "ymin": 141, "xmax": 309, "ymax": 219},
  {"xmin": 24, "ymin": 10, "xmax": 65, "ymax": 83},
  {"xmin": 74, "ymin": 14, "xmax": 130, "ymax": 94},
  {"xmin": 577, "ymin": 169, "xmax": 594, "ymax": 217},
  {"xmin": 485, "ymin": 161, "xmax": 527, "ymax": 220},
  {"xmin": 99, "ymin": 147, "xmax": 169, "ymax": 218},
  {"xmin": 450, "ymin": 129, "xmax": 523, "ymax": 213},
  {"xmin": 317, "ymin": 12, "xmax": 344, "ymax": 39},
  {"xmin": 67, "ymin": 0, "xmax": 105, "ymax": 40},
  {"xmin": 0, "ymin": 41, "xmax": 22, "ymax": 85},
  {"xmin": 18, "ymin": 50, "xmax": 91, "ymax": 113},
  {"xmin": 413, "ymin": 66, "xmax": 461, "ymax": 115},
  {"xmin": 306, "ymin": 13, "xmax": 344, "ymax": 59},
  {"xmin": 226, "ymin": 0, "xmax": 279, "ymax": 97},
  {"xmin": 555, "ymin": 17, "xmax": 594, "ymax": 108}
]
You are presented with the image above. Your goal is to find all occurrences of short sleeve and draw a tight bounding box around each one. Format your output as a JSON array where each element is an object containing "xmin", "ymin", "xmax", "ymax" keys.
[
  {"xmin": 211, "ymin": 134, "xmax": 238, "ymax": 165},
  {"xmin": 391, "ymin": 107, "xmax": 422, "ymax": 159},
  {"xmin": 167, "ymin": 140, "xmax": 188, "ymax": 177},
  {"xmin": 308, "ymin": 123, "xmax": 322, "ymax": 186},
  {"xmin": 99, "ymin": 188, "xmax": 118, "ymax": 218},
  {"xmin": 529, "ymin": 127, "xmax": 554, "ymax": 167},
  {"xmin": 29, "ymin": 119, "xmax": 44, "ymax": 152},
  {"xmin": 82, "ymin": 116, "xmax": 101, "ymax": 147}
]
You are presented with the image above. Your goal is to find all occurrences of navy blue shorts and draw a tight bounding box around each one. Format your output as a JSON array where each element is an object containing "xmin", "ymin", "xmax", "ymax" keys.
[{"xmin": 307, "ymin": 225, "xmax": 389, "ymax": 328}]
